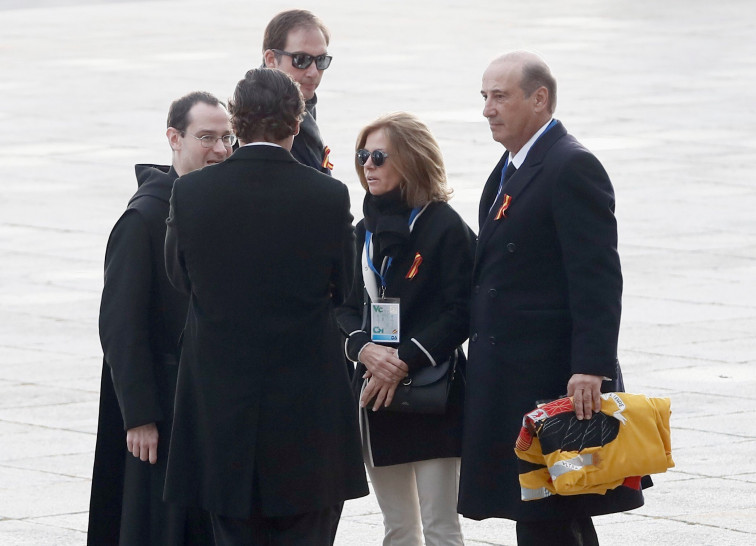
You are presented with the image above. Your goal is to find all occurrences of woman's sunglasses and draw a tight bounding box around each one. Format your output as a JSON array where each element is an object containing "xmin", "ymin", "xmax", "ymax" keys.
[{"xmin": 356, "ymin": 149, "xmax": 389, "ymax": 167}]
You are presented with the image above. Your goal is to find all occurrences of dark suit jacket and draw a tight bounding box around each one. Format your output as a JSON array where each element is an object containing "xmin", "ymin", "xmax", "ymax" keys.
[
  {"xmin": 458, "ymin": 121, "xmax": 644, "ymax": 521},
  {"xmin": 163, "ymin": 144, "xmax": 368, "ymax": 519},
  {"xmin": 290, "ymin": 95, "xmax": 330, "ymax": 174}
]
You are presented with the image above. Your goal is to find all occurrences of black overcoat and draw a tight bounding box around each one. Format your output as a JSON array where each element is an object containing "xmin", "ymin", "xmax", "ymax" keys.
[
  {"xmin": 335, "ymin": 201, "xmax": 475, "ymax": 466},
  {"xmin": 89, "ymin": 165, "xmax": 211, "ymax": 545},
  {"xmin": 163, "ymin": 145, "xmax": 368, "ymax": 520},
  {"xmin": 290, "ymin": 95, "xmax": 331, "ymax": 175},
  {"xmin": 458, "ymin": 121, "xmax": 644, "ymax": 521}
]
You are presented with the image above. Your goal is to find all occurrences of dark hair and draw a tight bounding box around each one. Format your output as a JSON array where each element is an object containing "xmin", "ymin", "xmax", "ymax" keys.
[
  {"xmin": 229, "ymin": 68, "xmax": 305, "ymax": 143},
  {"xmin": 262, "ymin": 9, "xmax": 330, "ymax": 52},
  {"xmin": 166, "ymin": 91, "xmax": 224, "ymax": 132},
  {"xmin": 520, "ymin": 61, "xmax": 557, "ymax": 114}
]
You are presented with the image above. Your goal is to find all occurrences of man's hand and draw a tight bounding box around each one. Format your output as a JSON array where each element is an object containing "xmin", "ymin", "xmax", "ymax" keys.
[
  {"xmin": 126, "ymin": 422, "xmax": 159, "ymax": 464},
  {"xmin": 567, "ymin": 374, "xmax": 603, "ymax": 420}
]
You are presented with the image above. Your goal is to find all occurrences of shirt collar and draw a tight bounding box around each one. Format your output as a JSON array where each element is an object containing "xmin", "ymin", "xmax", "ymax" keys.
[
  {"xmin": 509, "ymin": 118, "xmax": 554, "ymax": 168},
  {"xmin": 242, "ymin": 142, "xmax": 282, "ymax": 148}
]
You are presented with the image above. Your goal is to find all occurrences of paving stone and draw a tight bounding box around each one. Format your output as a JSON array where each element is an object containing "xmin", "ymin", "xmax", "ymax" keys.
[
  {"xmin": 0, "ymin": 519, "xmax": 86, "ymax": 546},
  {"xmin": 0, "ymin": 426, "xmax": 94, "ymax": 464},
  {"xmin": 2, "ymin": 451, "xmax": 94, "ymax": 481},
  {"xmin": 596, "ymin": 516, "xmax": 756, "ymax": 546},
  {"xmin": 0, "ymin": 479, "xmax": 91, "ymax": 520}
]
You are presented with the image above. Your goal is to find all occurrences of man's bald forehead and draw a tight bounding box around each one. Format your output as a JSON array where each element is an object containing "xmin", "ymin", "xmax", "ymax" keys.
[{"xmin": 488, "ymin": 51, "xmax": 547, "ymax": 72}]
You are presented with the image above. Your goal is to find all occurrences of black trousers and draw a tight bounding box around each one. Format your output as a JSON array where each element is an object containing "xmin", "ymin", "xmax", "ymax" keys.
[
  {"xmin": 210, "ymin": 503, "xmax": 341, "ymax": 546},
  {"xmin": 516, "ymin": 517, "xmax": 599, "ymax": 546}
]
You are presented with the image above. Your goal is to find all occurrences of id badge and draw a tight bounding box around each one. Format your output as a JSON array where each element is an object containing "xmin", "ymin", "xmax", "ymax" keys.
[{"xmin": 370, "ymin": 298, "xmax": 400, "ymax": 343}]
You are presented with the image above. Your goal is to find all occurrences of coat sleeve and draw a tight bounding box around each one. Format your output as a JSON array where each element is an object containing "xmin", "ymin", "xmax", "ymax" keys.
[
  {"xmin": 397, "ymin": 212, "xmax": 476, "ymax": 372},
  {"xmin": 333, "ymin": 222, "xmax": 371, "ymax": 362},
  {"xmin": 552, "ymin": 150, "xmax": 622, "ymax": 378},
  {"xmin": 329, "ymin": 184, "xmax": 356, "ymax": 307},
  {"xmin": 99, "ymin": 210, "xmax": 163, "ymax": 430},
  {"xmin": 164, "ymin": 182, "xmax": 191, "ymax": 295}
]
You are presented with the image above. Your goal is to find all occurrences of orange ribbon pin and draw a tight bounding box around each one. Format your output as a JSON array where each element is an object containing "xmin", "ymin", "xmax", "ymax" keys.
[
  {"xmin": 494, "ymin": 194, "xmax": 512, "ymax": 220},
  {"xmin": 322, "ymin": 145, "xmax": 334, "ymax": 170},
  {"xmin": 405, "ymin": 252, "xmax": 423, "ymax": 279}
]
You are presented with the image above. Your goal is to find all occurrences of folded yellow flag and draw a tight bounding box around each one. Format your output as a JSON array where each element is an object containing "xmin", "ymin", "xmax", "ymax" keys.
[{"xmin": 515, "ymin": 392, "xmax": 674, "ymax": 500}]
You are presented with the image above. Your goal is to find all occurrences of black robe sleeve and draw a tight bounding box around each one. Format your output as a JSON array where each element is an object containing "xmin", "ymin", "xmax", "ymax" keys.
[{"xmin": 99, "ymin": 209, "xmax": 163, "ymax": 429}]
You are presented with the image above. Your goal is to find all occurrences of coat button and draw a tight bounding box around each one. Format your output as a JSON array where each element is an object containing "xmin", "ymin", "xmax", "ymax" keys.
[
  {"xmin": 489, "ymin": 336, "xmax": 496, "ymax": 345},
  {"xmin": 507, "ymin": 243, "xmax": 516, "ymax": 253},
  {"xmin": 471, "ymin": 333, "xmax": 478, "ymax": 342},
  {"xmin": 489, "ymin": 288, "xmax": 497, "ymax": 298}
]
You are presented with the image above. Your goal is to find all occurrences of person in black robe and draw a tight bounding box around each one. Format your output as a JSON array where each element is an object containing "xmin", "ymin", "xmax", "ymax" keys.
[{"xmin": 87, "ymin": 91, "xmax": 234, "ymax": 545}]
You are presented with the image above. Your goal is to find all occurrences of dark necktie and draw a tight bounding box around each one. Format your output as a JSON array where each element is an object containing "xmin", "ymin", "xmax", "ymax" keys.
[
  {"xmin": 489, "ymin": 161, "xmax": 517, "ymax": 213},
  {"xmin": 503, "ymin": 161, "xmax": 517, "ymax": 184}
]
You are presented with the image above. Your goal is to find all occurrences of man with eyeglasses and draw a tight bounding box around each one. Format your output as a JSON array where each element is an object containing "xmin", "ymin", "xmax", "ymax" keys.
[
  {"xmin": 88, "ymin": 91, "xmax": 232, "ymax": 546},
  {"xmin": 262, "ymin": 9, "xmax": 333, "ymax": 174}
]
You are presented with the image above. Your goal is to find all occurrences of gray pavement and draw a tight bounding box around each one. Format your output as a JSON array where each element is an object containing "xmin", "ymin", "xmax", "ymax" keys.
[{"xmin": 1, "ymin": 0, "xmax": 755, "ymax": 544}]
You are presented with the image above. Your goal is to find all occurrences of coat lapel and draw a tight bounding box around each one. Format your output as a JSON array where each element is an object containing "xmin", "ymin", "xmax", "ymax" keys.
[
  {"xmin": 475, "ymin": 121, "xmax": 568, "ymax": 258},
  {"xmin": 478, "ymin": 152, "xmax": 508, "ymax": 230}
]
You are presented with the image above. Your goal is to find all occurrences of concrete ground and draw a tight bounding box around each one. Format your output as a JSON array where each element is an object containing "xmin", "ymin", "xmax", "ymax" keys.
[{"xmin": 1, "ymin": 0, "xmax": 755, "ymax": 544}]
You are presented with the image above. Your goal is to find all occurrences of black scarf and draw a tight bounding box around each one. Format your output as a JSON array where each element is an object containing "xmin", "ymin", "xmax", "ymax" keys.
[{"xmin": 363, "ymin": 188, "xmax": 412, "ymax": 262}]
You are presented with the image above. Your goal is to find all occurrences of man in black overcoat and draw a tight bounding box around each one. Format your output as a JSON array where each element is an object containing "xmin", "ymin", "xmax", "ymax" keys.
[
  {"xmin": 163, "ymin": 68, "xmax": 368, "ymax": 545},
  {"xmin": 88, "ymin": 91, "xmax": 233, "ymax": 545},
  {"xmin": 260, "ymin": 12, "xmax": 346, "ymax": 543},
  {"xmin": 457, "ymin": 51, "xmax": 644, "ymax": 545}
]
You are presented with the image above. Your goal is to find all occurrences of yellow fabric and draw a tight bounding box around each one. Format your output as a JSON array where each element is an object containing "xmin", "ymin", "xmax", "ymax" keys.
[{"xmin": 515, "ymin": 392, "xmax": 674, "ymax": 500}]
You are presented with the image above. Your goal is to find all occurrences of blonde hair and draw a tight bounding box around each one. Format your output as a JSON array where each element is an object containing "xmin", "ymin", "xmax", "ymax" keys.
[{"xmin": 355, "ymin": 112, "xmax": 452, "ymax": 207}]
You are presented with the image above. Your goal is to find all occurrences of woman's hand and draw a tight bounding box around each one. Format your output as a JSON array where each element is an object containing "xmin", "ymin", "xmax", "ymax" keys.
[
  {"xmin": 358, "ymin": 343, "xmax": 409, "ymax": 411},
  {"xmin": 359, "ymin": 343, "xmax": 409, "ymax": 383},
  {"xmin": 360, "ymin": 376, "xmax": 401, "ymax": 411}
]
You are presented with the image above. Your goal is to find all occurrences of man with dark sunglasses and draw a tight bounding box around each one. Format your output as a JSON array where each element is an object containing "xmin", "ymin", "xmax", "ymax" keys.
[
  {"xmin": 262, "ymin": 9, "xmax": 333, "ymax": 174},
  {"xmin": 262, "ymin": 15, "xmax": 351, "ymax": 544}
]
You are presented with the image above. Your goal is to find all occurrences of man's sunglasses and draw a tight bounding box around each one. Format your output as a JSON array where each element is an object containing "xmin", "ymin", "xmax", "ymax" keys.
[
  {"xmin": 272, "ymin": 49, "xmax": 332, "ymax": 70},
  {"xmin": 356, "ymin": 149, "xmax": 390, "ymax": 167}
]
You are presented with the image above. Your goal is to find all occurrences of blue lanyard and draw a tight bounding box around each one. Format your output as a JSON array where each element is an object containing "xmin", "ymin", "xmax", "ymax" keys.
[{"xmin": 365, "ymin": 206, "xmax": 422, "ymax": 297}]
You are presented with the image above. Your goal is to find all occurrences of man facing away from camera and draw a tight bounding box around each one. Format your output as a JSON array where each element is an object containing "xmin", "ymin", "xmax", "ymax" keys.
[
  {"xmin": 261, "ymin": 15, "xmax": 354, "ymax": 543},
  {"xmin": 162, "ymin": 67, "xmax": 368, "ymax": 546}
]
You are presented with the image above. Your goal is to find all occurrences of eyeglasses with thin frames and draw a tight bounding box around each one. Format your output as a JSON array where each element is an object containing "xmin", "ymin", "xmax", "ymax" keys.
[
  {"xmin": 272, "ymin": 49, "xmax": 332, "ymax": 70},
  {"xmin": 191, "ymin": 134, "xmax": 237, "ymax": 148}
]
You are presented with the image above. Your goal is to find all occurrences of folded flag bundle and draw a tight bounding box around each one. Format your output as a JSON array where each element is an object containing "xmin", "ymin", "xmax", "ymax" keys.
[{"xmin": 515, "ymin": 392, "xmax": 674, "ymax": 501}]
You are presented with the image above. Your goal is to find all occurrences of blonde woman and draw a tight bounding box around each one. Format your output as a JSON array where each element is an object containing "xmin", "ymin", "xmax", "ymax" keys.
[{"xmin": 336, "ymin": 112, "xmax": 474, "ymax": 546}]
